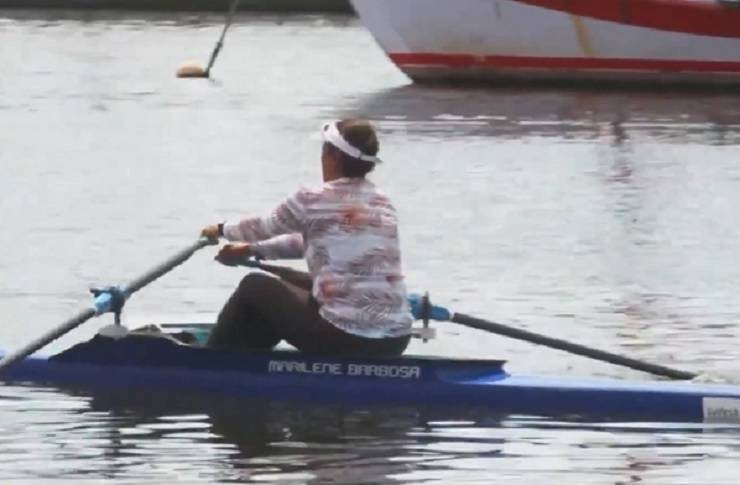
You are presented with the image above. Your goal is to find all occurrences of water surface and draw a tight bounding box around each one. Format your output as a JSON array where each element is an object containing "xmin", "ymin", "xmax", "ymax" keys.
[{"xmin": 2, "ymin": 10, "xmax": 740, "ymax": 484}]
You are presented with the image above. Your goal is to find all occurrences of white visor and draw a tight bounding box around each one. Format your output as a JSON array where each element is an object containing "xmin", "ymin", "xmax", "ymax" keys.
[{"xmin": 322, "ymin": 122, "xmax": 382, "ymax": 164}]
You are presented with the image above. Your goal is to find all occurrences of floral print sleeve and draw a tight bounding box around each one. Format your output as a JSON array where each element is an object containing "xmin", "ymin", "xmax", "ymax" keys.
[
  {"xmin": 253, "ymin": 234, "xmax": 305, "ymax": 260},
  {"xmin": 222, "ymin": 189, "xmax": 311, "ymax": 243},
  {"xmin": 222, "ymin": 179, "xmax": 412, "ymax": 339}
]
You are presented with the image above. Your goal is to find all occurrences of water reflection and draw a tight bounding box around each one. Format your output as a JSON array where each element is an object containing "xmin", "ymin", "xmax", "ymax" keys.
[
  {"xmin": 334, "ymin": 86, "xmax": 740, "ymax": 144},
  {"xmin": 79, "ymin": 390, "xmax": 507, "ymax": 483},
  {"xmin": 332, "ymin": 84, "xmax": 740, "ymax": 378},
  {"xmin": 3, "ymin": 385, "xmax": 740, "ymax": 483}
]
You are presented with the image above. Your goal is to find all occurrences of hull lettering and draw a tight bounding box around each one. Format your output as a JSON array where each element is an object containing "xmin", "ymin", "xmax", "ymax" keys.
[{"xmin": 268, "ymin": 360, "xmax": 421, "ymax": 379}]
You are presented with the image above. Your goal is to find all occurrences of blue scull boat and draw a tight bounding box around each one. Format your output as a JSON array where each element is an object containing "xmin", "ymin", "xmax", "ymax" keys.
[
  {"xmin": 2, "ymin": 328, "xmax": 740, "ymax": 425},
  {"xmin": 2, "ymin": 241, "xmax": 739, "ymax": 426}
]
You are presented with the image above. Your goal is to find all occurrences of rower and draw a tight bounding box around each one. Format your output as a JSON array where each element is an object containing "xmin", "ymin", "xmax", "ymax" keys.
[{"xmin": 201, "ymin": 119, "xmax": 414, "ymax": 357}]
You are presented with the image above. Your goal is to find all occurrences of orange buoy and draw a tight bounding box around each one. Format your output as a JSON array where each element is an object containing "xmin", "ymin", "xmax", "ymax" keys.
[
  {"xmin": 176, "ymin": 0, "xmax": 241, "ymax": 79},
  {"xmin": 176, "ymin": 61, "xmax": 208, "ymax": 79}
]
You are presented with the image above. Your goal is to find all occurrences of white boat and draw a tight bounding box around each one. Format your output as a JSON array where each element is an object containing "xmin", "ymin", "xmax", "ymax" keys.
[{"xmin": 350, "ymin": 0, "xmax": 740, "ymax": 86}]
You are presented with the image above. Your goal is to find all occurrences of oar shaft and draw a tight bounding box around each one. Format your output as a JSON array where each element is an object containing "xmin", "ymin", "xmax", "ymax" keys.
[
  {"xmin": 232, "ymin": 259, "xmax": 695, "ymax": 380},
  {"xmin": 0, "ymin": 308, "xmax": 96, "ymax": 372},
  {"xmin": 451, "ymin": 313, "xmax": 697, "ymax": 380},
  {"xmin": 0, "ymin": 238, "xmax": 213, "ymax": 373},
  {"xmin": 125, "ymin": 238, "xmax": 213, "ymax": 295}
]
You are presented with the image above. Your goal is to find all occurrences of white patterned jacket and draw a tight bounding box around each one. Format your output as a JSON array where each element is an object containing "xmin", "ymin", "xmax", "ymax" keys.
[{"xmin": 223, "ymin": 177, "xmax": 413, "ymax": 338}]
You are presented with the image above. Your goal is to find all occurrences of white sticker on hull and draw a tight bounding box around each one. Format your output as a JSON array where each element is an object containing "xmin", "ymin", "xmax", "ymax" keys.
[{"xmin": 703, "ymin": 398, "xmax": 740, "ymax": 424}]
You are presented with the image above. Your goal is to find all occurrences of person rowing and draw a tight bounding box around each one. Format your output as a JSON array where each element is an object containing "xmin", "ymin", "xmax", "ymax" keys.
[{"xmin": 201, "ymin": 119, "xmax": 413, "ymax": 356}]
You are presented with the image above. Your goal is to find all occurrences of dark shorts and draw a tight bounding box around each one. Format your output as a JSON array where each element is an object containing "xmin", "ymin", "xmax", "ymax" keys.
[{"xmin": 207, "ymin": 273, "xmax": 411, "ymax": 357}]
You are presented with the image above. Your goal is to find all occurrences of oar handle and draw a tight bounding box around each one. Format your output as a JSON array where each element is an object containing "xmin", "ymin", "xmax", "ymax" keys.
[
  {"xmin": 451, "ymin": 313, "xmax": 697, "ymax": 381},
  {"xmin": 242, "ymin": 265, "xmax": 453, "ymax": 320},
  {"xmin": 0, "ymin": 237, "xmax": 216, "ymax": 373}
]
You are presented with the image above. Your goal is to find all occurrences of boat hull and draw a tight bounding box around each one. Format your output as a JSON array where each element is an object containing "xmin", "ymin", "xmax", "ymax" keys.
[
  {"xmin": 2, "ymin": 335, "xmax": 740, "ymax": 424},
  {"xmin": 350, "ymin": 0, "xmax": 740, "ymax": 86}
]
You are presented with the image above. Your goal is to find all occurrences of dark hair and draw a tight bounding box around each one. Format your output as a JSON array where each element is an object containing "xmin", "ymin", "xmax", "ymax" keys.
[{"xmin": 336, "ymin": 119, "xmax": 379, "ymax": 178}]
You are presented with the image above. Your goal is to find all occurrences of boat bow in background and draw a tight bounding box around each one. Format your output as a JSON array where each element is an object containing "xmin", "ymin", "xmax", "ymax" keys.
[{"xmin": 350, "ymin": 0, "xmax": 740, "ymax": 86}]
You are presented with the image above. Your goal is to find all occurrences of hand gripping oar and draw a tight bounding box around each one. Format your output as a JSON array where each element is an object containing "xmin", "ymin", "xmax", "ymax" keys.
[
  {"xmin": 0, "ymin": 238, "xmax": 216, "ymax": 373},
  {"xmin": 407, "ymin": 295, "xmax": 697, "ymax": 381}
]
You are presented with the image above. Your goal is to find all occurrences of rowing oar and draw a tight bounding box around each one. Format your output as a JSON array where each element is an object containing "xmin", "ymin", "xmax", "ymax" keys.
[
  {"xmin": 239, "ymin": 259, "xmax": 697, "ymax": 380},
  {"xmin": 0, "ymin": 237, "xmax": 216, "ymax": 373},
  {"xmin": 176, "ymin": 0, "xmax": 241, "ymax": 78},
  {"xmin": 410, "ymin": 296, "xmax": 697, "ymax": 380}
]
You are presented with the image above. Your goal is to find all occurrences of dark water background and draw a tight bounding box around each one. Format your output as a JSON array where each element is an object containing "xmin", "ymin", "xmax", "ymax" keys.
[{"xmin": 2, "ymin": 10, "xmax": 740, "ymax": 484}]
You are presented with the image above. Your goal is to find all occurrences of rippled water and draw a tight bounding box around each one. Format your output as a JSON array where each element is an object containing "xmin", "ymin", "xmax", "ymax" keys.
[
  {"xmin": 3, "ymin": 386, "xmax": 740, "ymax": 484},
  {"xmin": 2, "ymin": 9, "xmax": 740, "ymax": 484}
]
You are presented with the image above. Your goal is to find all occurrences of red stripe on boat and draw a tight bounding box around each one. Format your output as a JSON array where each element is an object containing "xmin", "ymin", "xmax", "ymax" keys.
[
  {"xmin": 389, "ymin": 53, "xmax": 740, "ymax": 73},
  {"xmin": 513, "ymin": 0, "xmax": 740, "ymax": 39}
]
